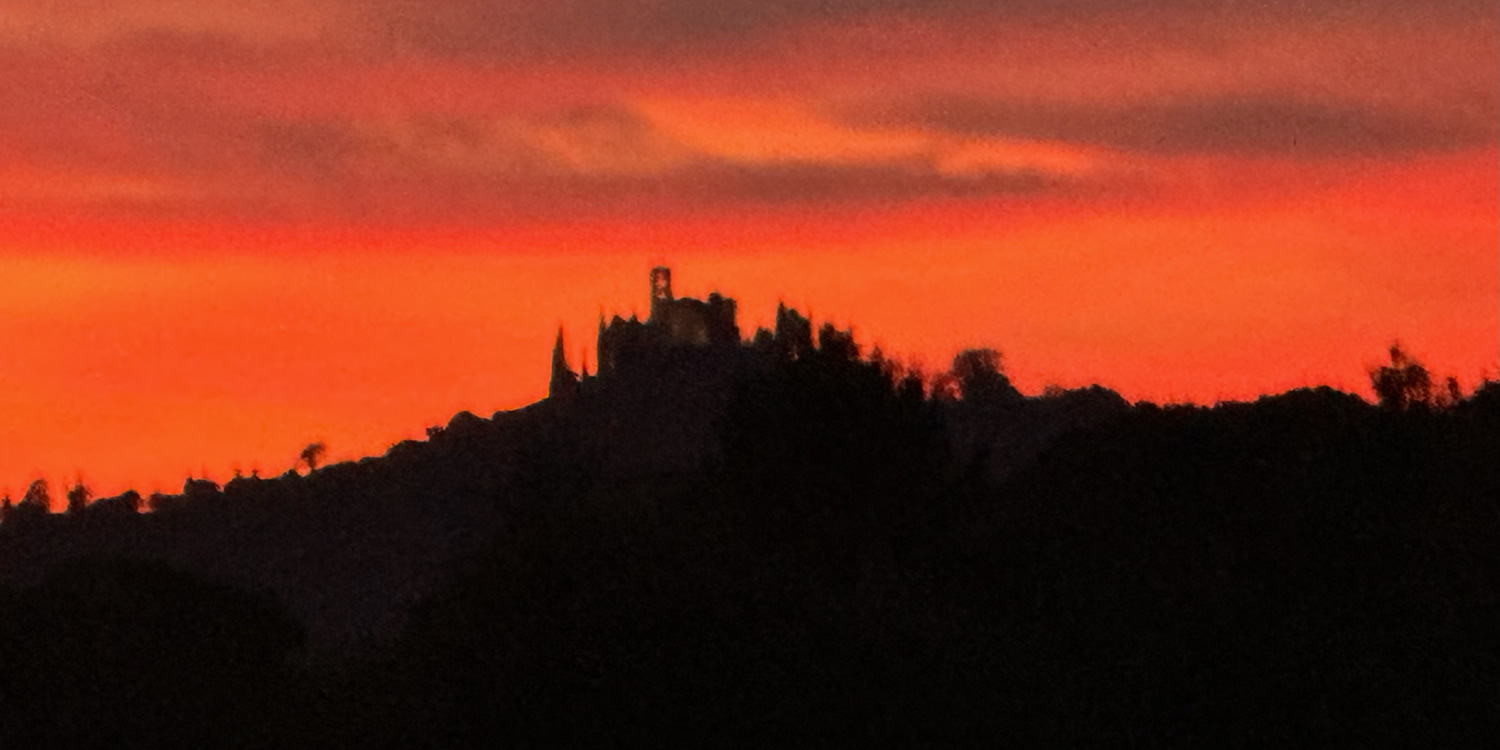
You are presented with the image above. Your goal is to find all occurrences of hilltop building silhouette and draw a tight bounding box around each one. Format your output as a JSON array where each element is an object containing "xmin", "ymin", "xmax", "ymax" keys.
[
  {"xmin": 550, "ymin": 267, "xmax": 741, "ymax": 396},
  {"xmin": 644, "ymin": 266, "xmax": 739, "ymax": 348}
]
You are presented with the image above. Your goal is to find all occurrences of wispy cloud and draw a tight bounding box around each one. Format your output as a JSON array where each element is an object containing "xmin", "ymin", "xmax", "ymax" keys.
[
  {"xmin": 0, "ymin": 0, "xmax": 1491, "ymax": 224},
  {"xmin": 849, "ymin": 92, "xmax": 1499, "ymax": 158}
]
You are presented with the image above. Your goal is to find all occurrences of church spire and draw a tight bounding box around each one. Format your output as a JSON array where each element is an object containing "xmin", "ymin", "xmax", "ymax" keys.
[{"xmin": 549, "ymin": 326, "xmax": 578, "ymax": 401}]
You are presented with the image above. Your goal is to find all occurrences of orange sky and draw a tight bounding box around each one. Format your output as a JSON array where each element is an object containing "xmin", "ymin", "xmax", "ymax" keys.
[{"xmin": 0, "ymin": 1, "xmax": 1496, "ymax": 496}]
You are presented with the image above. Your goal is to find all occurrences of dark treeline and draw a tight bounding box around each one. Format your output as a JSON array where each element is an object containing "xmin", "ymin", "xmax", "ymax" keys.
[{"xmin": 0, "ymin": 300, "xmax": 1497, "ymax": 746}]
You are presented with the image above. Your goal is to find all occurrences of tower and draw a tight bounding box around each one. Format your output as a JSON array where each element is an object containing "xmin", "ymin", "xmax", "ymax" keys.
[{"xmin": 649, "ymin": 266, "xmax": 673, "ymax": 323}]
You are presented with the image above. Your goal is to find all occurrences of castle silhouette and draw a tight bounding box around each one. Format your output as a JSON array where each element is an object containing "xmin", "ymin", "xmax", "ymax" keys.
[{"xmin": 549, "ymin": 267, "xmax": 749, "ymax": 400}]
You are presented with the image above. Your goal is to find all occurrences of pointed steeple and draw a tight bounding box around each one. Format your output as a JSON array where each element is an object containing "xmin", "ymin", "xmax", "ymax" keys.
[
  {"xmin": 552, "ymin": 326, "xmax": 568, "ymax": 370},
  {"xmin": 549, "ymin": 326, "xmax": 578, "ymax": 401}
]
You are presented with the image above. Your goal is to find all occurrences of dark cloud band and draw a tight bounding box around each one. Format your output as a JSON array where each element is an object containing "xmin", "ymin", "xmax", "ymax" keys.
[{"xmin": 850, "ymin": 92, "xmax": 1499, "ymax": 158}]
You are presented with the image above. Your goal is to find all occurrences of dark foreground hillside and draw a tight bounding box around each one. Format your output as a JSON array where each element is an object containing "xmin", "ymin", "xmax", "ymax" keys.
[{"xmin": 1, "ymin": 336, "xmax": 1497, "ymax": 747}]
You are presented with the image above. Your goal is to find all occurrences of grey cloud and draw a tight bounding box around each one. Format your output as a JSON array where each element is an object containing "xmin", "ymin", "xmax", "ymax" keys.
[
  {"xmin": 416, "ymin": 150, "xmax": 1075, "ymax": 219},
  {"xmin": 364, "ymin": 0, "xmax": 1493, "ymax": 61},
  {"xmin": 249, "ymin": 106, "xmax": 685, "ymax": 182},
  {"xmin": 99, "ymin": 27, "xmax": 328, "ymax": 69},
  {"xmin": 6, "ymin": 0, "xmax": 1490, "ymax": 65},
  {"xmin": 462, "ymin": 155, "xmax": 1080, "ymax": 225},
  {"xmin": 853, "ymin": 93, "xmax": 1499, "ymax": 158},
  {"xmin": 257, "ymin": 120, "xmax": 366, "ymax": 177},
  {"xmin": 367, "ymin": 0, "xmax": 978, "ymax": 59},
  {"xmin": 237, "ymin": 110, "xmax": 1082, "ymax": 222},
  {"xmin": 660, "ymin": 158, "xmax": 1060, "ymax": 206}
]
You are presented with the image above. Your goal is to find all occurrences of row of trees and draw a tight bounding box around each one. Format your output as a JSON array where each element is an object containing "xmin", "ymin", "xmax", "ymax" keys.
[
  {"xmin": 805, "ymin": 323, "xmax": 1474, "ymax": 414},
  {"xmin": 0, "ymin": 479, "xmax": 70, "ymax": 520},
  {"xmin": 0, "ymin": 442, "xmax": 330, "ymax": 525},
  {"xmin": 1369, "ymin": 343, "xmax": 1466, "ymax": 410},
  {"xmin": 1, "ymin": 479, "xmax": 133, "ymax": 523},
  {"xmin": 0, "ymin": 340, "xmax": 1478, "ymax": 526}
]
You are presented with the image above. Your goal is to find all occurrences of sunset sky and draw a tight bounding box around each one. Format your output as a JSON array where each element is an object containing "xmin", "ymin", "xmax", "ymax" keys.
[{"xmin": 1, "ymin": 0, "xmax": 1495, "ymax": 495}]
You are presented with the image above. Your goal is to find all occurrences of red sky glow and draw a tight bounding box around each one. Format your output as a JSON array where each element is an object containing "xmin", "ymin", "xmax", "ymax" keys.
[{"xmin": 0, "ymin": 0, "xmax": 1495, "ymax": 495}]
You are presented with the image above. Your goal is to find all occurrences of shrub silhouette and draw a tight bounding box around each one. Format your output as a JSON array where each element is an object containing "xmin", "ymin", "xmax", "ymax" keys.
[
  {"xmin": 20, "ymin": 478, "xmax": 51, "ymax": 514},
  {"xmin": 64, "ymin": 483, "xmax": 91, "ymax": 515},
  {"xmin": 87, "ymin": 489, "xmax": 141, "ymax": 516},
  {"xmin": 946, "ymin": 347, "xmax": 1021, "ymax": 406},
  {"xmin": 300, "ymin": 441, "xmax": 327, "ymax": 472},
  {"xmin": 1370, "ymin": 343, "xmax": 1432, "ymax": 409}
]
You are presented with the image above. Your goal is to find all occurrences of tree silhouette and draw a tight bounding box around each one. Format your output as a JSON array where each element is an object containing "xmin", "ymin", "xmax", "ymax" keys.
[
  {"xmin": 1440, "ymin": 376, "xmax": 1463, "ymax": 408},
  {"xmin": 65, "ymin": 483, "xmax": 91, "ymax": 515},
  {"xmin": 88, "ymin": 489, "xmax": 141, "ymax": 516},
  {"xmin": 897, "ymin": 364, "xmax": 927, "ymax": 404},
  {"xmin": 300, "ymin": 442, "xmax": 327, "ymax": 473},
  {"xmin": 935, "ymin": 348, "xmax": 1023, "ymax": 407},
  {"xmin": 20, "ymin": 478, "xmax": 51, "ymax": 514},
  {"xmin": 774, "ymin": 303, "xmax": 813, "ymax": 360},
  {"xmin": 817, "ymin": 322, "xmax": 859, "ymax": 362},
  {"xmin": 1370, "ymin": 343, "xmax": 1432, "ymax": 410}
]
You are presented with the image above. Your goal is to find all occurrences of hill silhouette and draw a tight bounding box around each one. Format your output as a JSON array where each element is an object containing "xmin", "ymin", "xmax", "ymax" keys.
[{"xmin": 0, "ymin": 268, "xmax": 1496, "ymax": 746}]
